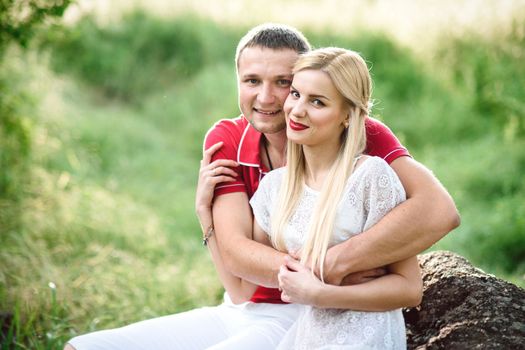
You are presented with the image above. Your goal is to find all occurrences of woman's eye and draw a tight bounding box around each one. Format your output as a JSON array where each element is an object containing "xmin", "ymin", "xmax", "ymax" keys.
[
  {"xmin": 290, "ymin": 90, "xmax": 300, "ymax": 98},
  {"xmin": 312, "ymin": 99, "xmax": 325, "ymax": 107}
]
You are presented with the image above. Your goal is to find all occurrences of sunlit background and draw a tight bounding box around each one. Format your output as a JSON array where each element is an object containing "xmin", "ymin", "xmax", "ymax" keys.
[{"xmin": 1, "ymin": 0, "xmax": 524, "ymax": 347}]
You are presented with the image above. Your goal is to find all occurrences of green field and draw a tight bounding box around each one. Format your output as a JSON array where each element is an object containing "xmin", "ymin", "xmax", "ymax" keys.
[{"xmin": 1, "ymin": 4, "xmax": 524, "ymax": 348}]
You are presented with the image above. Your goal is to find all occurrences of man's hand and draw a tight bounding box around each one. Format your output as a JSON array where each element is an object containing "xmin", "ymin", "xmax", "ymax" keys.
[{"xmin": 339, "ymin": 267, "xmax": 388, "ymax": 285}]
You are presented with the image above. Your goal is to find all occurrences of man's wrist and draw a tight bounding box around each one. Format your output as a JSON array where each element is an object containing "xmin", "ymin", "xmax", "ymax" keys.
[
  {"xmin": 202, "ymin": 225, "xmax": 214, "ymax": 246},
  {"xmin": 196, "ymin": 206, "xmax": 213, "ymax": 230},
  {"xmin": 324, "ymin": 246, "xmax": 345, "ymax": 284},
  {"xmin": 196, "ymin": 205, "xmax": 212, "ymax": 219}
]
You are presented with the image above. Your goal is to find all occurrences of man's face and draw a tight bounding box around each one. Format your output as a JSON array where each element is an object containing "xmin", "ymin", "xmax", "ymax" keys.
[{"xmin": 237, "ymin": 46, "xmax": 299, "ymax": 134}]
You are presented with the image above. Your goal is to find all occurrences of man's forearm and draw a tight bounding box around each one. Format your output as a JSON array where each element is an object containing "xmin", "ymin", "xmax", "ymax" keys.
[
  {"xmin": 218, "ymin": 235, "xmax": 284, "ymax": 288},
  {"xmin": 326, "ymin": 158, "xmax": 460, "ymax": 282},
  {"xmin": 212, "ymin": 192, "xmax": 285, "ymax": 288},
  {"xmin": 332, "ymin": 195, "xmax": 456, "ymax": 276}
]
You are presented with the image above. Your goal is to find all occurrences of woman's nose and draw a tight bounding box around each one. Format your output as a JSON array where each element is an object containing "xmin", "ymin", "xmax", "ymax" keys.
[{"xmin": 291, "ymin": 100, "xmax": 306, "ymax": 118}]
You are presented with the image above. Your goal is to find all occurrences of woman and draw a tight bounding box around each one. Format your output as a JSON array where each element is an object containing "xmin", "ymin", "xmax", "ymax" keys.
[{"xmin": 199, "ymin": 47, "xmax": 422, "ymax": 348}]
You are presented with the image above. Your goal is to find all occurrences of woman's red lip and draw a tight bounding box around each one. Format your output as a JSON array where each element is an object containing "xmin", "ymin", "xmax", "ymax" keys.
[{"xmin": 289, "ymin": 119, "xmax": 309, "ymax": 131}]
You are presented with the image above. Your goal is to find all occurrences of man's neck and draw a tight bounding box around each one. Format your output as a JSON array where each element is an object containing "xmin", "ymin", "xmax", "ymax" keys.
[{"xmin": 262, "ymin": 129, "xmax": 287, "ymax": 169}]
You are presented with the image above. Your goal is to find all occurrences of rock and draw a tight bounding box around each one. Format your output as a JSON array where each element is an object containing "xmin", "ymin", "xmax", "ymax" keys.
[{"xmin": 403, "ymin": 251, "xmax": 525, "ymax": 349}]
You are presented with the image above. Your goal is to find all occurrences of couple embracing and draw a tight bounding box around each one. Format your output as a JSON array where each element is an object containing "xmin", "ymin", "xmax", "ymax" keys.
[{"xmin": 66, "ymin": 23, "xmax": 459, "ymax": 349}]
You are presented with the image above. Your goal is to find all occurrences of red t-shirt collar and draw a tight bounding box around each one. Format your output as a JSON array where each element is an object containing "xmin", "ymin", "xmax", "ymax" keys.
[{"xmin": 237, "ymin": 116, "xmax": 263, "ymax": 168}]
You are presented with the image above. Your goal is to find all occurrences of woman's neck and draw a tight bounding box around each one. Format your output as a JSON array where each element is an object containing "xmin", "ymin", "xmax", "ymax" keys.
[{"xmin": 302, "ymin": 142, "xmax": 341, "ymax": 190}]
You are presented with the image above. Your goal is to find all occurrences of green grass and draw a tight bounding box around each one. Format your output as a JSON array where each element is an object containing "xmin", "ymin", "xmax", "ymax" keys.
[{"xmin": 1, "ymin": 10, "xmax": 524, "ymax": 348}]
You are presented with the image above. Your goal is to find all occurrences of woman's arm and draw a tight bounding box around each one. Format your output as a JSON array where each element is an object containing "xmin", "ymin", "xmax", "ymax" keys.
[
  {"xmin": 195, "ymin": 142, "xmax": 257, "ymax": 304},
  {"xmin": 278, "ymin": 255, "xmax": 422, "ymax": 311}
]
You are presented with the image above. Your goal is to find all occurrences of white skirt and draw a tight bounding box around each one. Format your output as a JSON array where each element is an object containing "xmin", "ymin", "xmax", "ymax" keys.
[{"xmin": 277, "ymin": 306, "xmax": 406, "ymax": 350}]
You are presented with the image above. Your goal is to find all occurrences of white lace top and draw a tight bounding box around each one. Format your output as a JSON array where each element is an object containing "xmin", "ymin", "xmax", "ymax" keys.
[{"xmin": 250, "ymin": 156, "xmax": 407, "ymax": 349}]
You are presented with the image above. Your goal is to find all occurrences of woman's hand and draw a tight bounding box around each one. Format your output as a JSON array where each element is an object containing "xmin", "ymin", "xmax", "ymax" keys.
[
  {"xmin": 195, "ymin": 142, "xmax": 238, "ymax": 228},
  {"xmin": 292, "ymin": 249, "xmax": 387, "ymax": 286},
  {"xmin": 278, "ymin": 255, "xmax": 325, "ymax": 306}
]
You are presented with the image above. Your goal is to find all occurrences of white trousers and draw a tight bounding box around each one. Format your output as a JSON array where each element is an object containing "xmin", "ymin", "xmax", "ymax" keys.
[{"xmin": 68, "ymin": 295, "xmax": 302, "ymax": 350}]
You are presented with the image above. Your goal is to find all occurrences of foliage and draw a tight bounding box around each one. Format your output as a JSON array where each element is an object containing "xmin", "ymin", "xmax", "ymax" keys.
[
  {"xmin": 0, "ymin": 68, "xmax": 31, "ymax": 200},
  {"xmin": 1, "ymin": 1, "xmax": 72, "ymax": 347},
  {"xmin": 473, "ymin": 194, "xmax": 525, "ymax": 273},
  {"xmin": 437, "ymin": 18, "xmax": 525, "ymax": 139},
  {"xmin": 1, "ymin": 0, "xmax": 73, "ymax": 247},
  {"xmin": 43, "ymin": 11, "xmax": 239, "ymax": 103},
  {"xmin": 0, "ymin": 0, "xmax": 72, "ymax": 55}
]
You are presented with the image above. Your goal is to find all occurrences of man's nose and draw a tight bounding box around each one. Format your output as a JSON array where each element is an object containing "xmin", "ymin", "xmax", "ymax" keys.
[{"xmin": 258, "ymin": 84, "xmax": 276, "ymax": 105}]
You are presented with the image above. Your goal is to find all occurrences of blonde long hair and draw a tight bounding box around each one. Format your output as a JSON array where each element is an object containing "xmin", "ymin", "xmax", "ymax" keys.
[{"xmin": 270, "ymin": 48, "xmax": 372, "ymax": 279}]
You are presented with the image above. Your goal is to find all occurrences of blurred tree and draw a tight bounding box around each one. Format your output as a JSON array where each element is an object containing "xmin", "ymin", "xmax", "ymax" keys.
[
  {"xmin": 0, "ymin": 0, "xmax": 72, "ymax": 55},
  {"xmin": 0, "ymin": 0, "xmax": 72, "ymax": 228}
]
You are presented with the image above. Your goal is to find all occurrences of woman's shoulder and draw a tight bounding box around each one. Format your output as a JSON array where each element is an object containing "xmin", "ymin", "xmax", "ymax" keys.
[
  {"xmin": 259, "ymin": 167, "xmax": 286, "ymax": 188},
  {"xmin": 354, "ymin": 155, "xmax": 389, "ymax": 173},
  {"xmin": 355, "ymin": 156, "xmax": 404, "ymax": 195},
  {"xmin": 349, "ymin": 155, "xmax": 397, "ymax": 186},
  {"xmin": 264, "ymin": 166, "xmax": 286, "ymax": 179}
]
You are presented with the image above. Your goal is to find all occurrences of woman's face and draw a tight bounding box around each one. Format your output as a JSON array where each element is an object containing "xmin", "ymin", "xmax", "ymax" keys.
[{"xmin": 284, "ymin": 69, "xmax": 348, "ymax": 148}]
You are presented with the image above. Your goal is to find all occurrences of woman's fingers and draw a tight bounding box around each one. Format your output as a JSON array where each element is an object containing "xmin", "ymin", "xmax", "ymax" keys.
[
  {"xmin": 278, "ymin": 265, "xmax": 289, "ymax": 289},
  {"xmin": 284, "ymin": 255, "xmax": 308, "ymax": 272},
  {"xmin": 281, "ymin": 291, "xmax": 291, "ymax": 303}
]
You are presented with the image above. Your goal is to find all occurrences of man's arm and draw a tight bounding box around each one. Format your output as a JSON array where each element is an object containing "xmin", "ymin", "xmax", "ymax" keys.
[
  {"xmin": 324, "ymin": 156, "xmax": 460, "ymax": 284},
  {"xmin": 195, "ymin": 142, "xmax": 258, "ymax": 303},
  {"xmin": 212, "ymin": 192, "xmax": 286, "ymax": 288}
]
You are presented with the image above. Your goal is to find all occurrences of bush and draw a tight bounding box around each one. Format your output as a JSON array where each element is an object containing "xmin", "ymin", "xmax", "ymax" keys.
[
  {"xmin": 1, "ymin": 0, "xmax": 72, "ymax": 229},
  {"xmin": 307, "ymin": 31, "xmax": 427, "ymax": 101},
  {"xmin": 45, "ymin": 11, "xmax": 208, "ymax": 102},
  {"xmin": 469, "ymin": 194, "xmax": 525, "ymax": 274},
  {"xmin": 0, "ymin": 75, "xmax": 32, "ymax": 199},
  {"xmin": 436, "ymin": 18, "xmax": 525, "ymax": 139},
  {"xmin": 0, "ymin": 56, "xmax": 35, "ymax": 240},
  {"xmin": 0, "ymin": 0, "xmax": 71, "ymax": 56}
]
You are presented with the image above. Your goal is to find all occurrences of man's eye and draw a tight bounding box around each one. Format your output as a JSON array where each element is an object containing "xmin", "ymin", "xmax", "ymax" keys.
[
  {"xmin": 277, "ymin": 79, "xmax": 292, "ymax": 87},
  {"xmin": 246, "ymin": 79, "xmax": 258, "ymax": 84}
]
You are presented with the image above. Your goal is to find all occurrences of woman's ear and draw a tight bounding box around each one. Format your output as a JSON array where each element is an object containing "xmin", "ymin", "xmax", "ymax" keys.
[{"xmin": 343, "ymin": 113, "xmax": 350, "ymax": 128}]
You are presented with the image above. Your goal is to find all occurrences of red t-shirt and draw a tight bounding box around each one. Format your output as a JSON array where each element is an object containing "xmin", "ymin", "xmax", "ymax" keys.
[{"xmin": 204, "ymin": 115, "xmax": 410, "ymax": 303}]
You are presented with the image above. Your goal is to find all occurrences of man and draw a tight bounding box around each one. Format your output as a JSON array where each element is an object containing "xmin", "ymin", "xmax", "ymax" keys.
[{"xmin": 66, "ymin": 23, "xmax": 459, "ymax": 350}]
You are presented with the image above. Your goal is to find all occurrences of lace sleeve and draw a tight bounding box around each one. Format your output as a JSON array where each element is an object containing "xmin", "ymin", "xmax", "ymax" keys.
[
  {"xmin": 249, "ymin": 170, "xmax": 281, "ymax": 235},
  {"xmin": 362, "ymin": 157, "xmax": 406, "ymax": 231}
]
